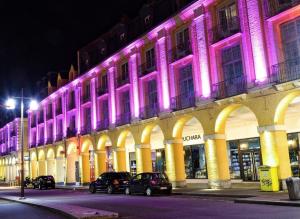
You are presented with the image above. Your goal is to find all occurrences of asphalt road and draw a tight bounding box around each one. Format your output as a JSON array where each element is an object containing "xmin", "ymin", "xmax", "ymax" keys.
[
  {"xmin": 0, "ymin": 199, "xmax": 66, "ymax": 219},
  {"xmin": 0, "ymin": 188, "xmax": 299, "ymax": 219}
]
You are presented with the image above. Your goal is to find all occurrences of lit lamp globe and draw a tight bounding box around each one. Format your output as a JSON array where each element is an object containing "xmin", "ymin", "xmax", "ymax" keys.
[
  {"xmin": 5, "ymin": 98, "xmax": 16, "ymax": 110},
  {"xmin": 29, "ymin": 100, "xmax": 39, "ymax": 111}
]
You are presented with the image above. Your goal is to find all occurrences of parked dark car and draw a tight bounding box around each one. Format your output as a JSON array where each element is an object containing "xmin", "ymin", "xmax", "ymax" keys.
[
  {"xmin": 125, "ymin": 172, "xmax": 172, "ymax": 196},
  {"xmin": 89, "ymin": 172, "xmax": 131, "ymax": 194},
  {"xmin": 32, "ymin": 175, "xmax": 55, "ymax": 190}
]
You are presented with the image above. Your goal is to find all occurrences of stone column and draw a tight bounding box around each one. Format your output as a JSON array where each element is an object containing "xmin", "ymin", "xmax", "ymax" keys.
[
  {"xmin": 204, "ymin": 134, "xmax": 231, "ymax": 189},
  {"xmin": 164, "ymin": 139, "xmax": 186, "ymax": 187},
  {"xmin": 135, "ymin": 144, "xmax": 152, "ymax": 174},
  {"xmin": 114, "ymin": 147, "xmax": 126, "ymax": 172},
  {"xmin": 258, "ymin": 125, "xmax": 292, "ymax": 188}
]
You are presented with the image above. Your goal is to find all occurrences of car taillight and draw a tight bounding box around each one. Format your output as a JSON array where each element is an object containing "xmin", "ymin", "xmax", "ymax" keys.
[
  {"xmin": 150, "ymin": 180, "xmax": 157, "ymax": 185},
  {"xmin": 113, "ymin": 179, "xmax": 119, "ymax": 185}
]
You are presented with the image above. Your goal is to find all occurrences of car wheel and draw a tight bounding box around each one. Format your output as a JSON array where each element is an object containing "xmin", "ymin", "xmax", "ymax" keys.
[
  {"xmin": 89, "ymin": 185, "xmax": 96, "ymax": 194},
  {"xmin": 107, "ymin": 185, "xmax": 113, "ymax": 194},
  {"xmin": 125, "ymin": 187, "xmax": 131, "ymax": 195},
  {"xmin": 52, "ymin": 185, "xmax": 55, "ymax": 189},
  {"xmin": 145, "ymin": 187, "xmax": 152, "ymax": 196}
]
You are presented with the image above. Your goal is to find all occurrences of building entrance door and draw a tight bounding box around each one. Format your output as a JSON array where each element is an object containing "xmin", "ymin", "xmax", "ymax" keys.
[{"xmin": 240, "ymin": 150, "xmax": 260, "ymax": 181}]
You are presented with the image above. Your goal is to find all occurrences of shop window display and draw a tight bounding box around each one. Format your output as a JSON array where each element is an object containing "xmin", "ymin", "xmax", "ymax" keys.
[
  {"xmin": 184, "ymin": 144, "xmax": 207, "ymax": 179},
  {"xmin": 287, "ymin": 133, "xmax": 300, "ymax": 177}
]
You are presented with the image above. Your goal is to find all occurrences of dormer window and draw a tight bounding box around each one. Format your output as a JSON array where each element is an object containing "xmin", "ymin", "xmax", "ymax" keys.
[
  {"xmin": 120, "ymin": 33, "xmax": 125, "ymax": 41},
  {"xmin": 144, "ymin": 15, "xmax": 151, "ymax": 25}
]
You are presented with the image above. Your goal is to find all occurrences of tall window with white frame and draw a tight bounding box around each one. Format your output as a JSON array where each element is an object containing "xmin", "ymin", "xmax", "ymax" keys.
[
  {"xmin": 174, "ymin": 28, "xmax": 191, "ymax": 60},
  {"xmin": 218, "ymin": 44, "xmax": 245, "ymax": 98},
  {"xmin": 279, "ymin": 17, "xmax": 300, "ymax": 81},
  {"xmin": 146, "ymin": 48, "xmax": 156, "ymax": 72}
]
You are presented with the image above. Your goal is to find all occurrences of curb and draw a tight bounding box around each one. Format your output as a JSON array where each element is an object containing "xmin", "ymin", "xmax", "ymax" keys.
[
  {"xmin": 0, "ymin": 197, "xmax": 76, "ymax": 219},
  {"xmin": 172, "ymin": 192, "xmax": 255, "ymax": 199},
  {"xmin": 234, "ymin": 198, "xmax": 300, "ymax": 207}
]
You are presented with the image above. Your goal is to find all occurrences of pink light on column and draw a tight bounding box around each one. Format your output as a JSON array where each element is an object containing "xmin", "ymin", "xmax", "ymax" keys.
[
  {"xmin": 76, "ymin": 87, "xmax": 81, "ymax": 134},
  {"xmin": 129, "ymin": 53, "xmax": 140, "ymax": 118},
  {"xmin": 91, "ymin": 78, "xmax": 97, "ymax": 130},
  {"xmin": 193, "ymin": 13, "xmax": 211, "ymax": 97},
  {"xmin": 157, "ymin": 36, "xmax": 170, "ymax": 110},
  {"xmin": 246, "ymin": 0, "xmax": 268, "ymax": 82},
  {"xmin": 108, "ymin": 67, "xmax": 116, "ymax": 124}
]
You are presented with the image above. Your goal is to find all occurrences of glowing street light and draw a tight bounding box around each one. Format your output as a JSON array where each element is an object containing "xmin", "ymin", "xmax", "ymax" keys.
[
  {"xmin": 5, "ymin": 98, "xmax": 16, "ymax": 110},
  {"xmin": 5, "ymin": 90, "xmax": 38, "ymax": 199}
]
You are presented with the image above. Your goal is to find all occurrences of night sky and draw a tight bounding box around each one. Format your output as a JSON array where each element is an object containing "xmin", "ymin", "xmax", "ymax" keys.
[{"xmin": 0, "ymin": 0, "xmax": 145, "ymax": 125}]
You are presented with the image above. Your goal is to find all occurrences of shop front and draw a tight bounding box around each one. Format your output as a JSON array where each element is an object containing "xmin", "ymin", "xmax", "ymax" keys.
[
  {"xmin": 106, "ymin": 146, "xmax": 114, "ymax": 171},
  {"xmin": 183, "ymin": 134, "xmax": 207, "ymax": 179},
  {"xmin": 227, "ymin": 138, "xmax": 261, "ymax": 181},
  {"xmin": 152, "ymin": 149, "xmax": 166, "ymax": 173}
]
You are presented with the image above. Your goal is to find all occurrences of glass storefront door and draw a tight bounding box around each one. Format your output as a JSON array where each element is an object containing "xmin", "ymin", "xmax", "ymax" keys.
[
  {"xmin": 152, "ymin": 149, "xmax": 166, "ymax": 173},
  {"xmin": 129, "ymin": 152, "xmax": 136, "ymax": 175},
  {"xmin": 106, "ymin": 147, "xmax": 114, "ymax": 171},
  {"xmin": 240, "ymin": 150, "xmax": 260, "ymax": 181},
  {"xmin": 287, "ymin": 133, "xmax": 300, "ymax": 177},
  {"xmin": 184, "ymin": 144, "xmax": 207, "ymax": 179},
  {"xmin": 228, "ymin": 138, "xmax": 261, "ymax": 181}
]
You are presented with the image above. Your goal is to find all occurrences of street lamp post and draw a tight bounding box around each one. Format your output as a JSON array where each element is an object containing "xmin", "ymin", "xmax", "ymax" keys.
[{"xmin": 5, "ymin": 88, "xmax": 38, "ymax": 199}]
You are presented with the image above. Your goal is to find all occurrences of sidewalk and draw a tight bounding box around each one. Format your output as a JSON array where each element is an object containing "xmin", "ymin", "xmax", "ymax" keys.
[{"xmin": 0, "ymin": 195, "xmax": 118, "ymax": 219}]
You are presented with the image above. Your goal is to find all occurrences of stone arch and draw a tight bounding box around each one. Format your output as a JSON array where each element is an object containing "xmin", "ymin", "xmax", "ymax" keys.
[
  {"xmin": 81, "ymin": 138, "xmax": 95, "ymax": 184},
  {"xmin": 38, "ymin": 149, "xmax": 46, "ymax": 176},
  {"xmin": 117, "ymin": 130, "xmax": 135, "ymax": 148},
  {"xmin": 66, "ymin": 142, "xmax": 79, "ymax": 184},
  {"xmin": 56, "ymin": 145, "xmax": 66, "ymax": 184},
  {"xmin": 30, "ymin": 151, "xmax": 38, "ymax": 178},
  {"xmin": 96, "ymin": 134, "xmax": 113, "ymax": 175},
  {"xmin": 56, "ymin": 145, "xmax": 65, "ymax": 158},
  {"xmin": 116, "ymin": 130, "xmax": 135, "ymax": 172},
  {"xmin": 213, "ymin": 104, "xmax": 260, "ymax": 183},
  {"xmin": 46, "ymin": 148, "xmax": 56, "ymax": 178},
  {"xmin": 274, "ymin": 91, "xmax": 300, "ymax": 125}
]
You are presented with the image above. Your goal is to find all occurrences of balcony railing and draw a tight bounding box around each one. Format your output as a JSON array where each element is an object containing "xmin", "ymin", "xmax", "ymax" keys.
[
  {"xmin": 37, "ymin": 138, "xmax": 44, "ymax": 146},
  {"xmin": 211, "ymin": 16, "xmax": 240, "ymax": 44},
  {"xmin": 8, "ymin": 147, "xmax": 16, "ymax": 152},
  {"xmin": 68, "ymin": 101, "xmax": 75, "ymax": 110},
  {"xmin": 56, "ymin": 106, "xmax": 62, "ymax": 115},
  {"xmin": 171, "ymin": 93, "xmax": 195, "ymax": 111},
  {"xmin": 168, "ymin": 42, "xmax": 192, "ymax": 63},
  {"xmin": 96, "ymin": 118, "xmax": 109, "ymax": 131},
  {"xmin": 97, "ymin": 87, "xmax": 108, "ymax": 96},
  {"xmin": 38, "ymin": 116, "xmax": 44, "ymax": 124},
  {"xmin": 11, "ymin": 130, "xmax": 16, "ymax": 136},
  {"xmin": 55, "ymin": 134, "xmax": 63, "ymax": 142},
  {"xmin": 46, "ymin": 111, "xmax": 53, "ymax": 120},
  {"xmin": 116, "ymin": 112, "xmax": 131, "ymax": 126},
  {"xmin": 270, "ymin": 57, "xmax": 300, "ymax": 84},
  {"xmin": 212, "ymin": 75, "xmax": 247, "ymax": 99},
  {"xmin": 116, "ymin": 75, "xmax": 130, "ymax": 87},
  {"xmin": 45, "ymin": 137, "xmax": 53, "ymax": 145},
  {"xmin": 138, "ymin": 63, "xmax": 156, "ymax": 77},
  {"xmin": 31, "ymin": 120, "xmax": 36, "ymax": 128},
  {"xmin": 140, "ymin": 104, "xmax": 160, "ymax": 120},
  {"xmin": 265, "ymin": 0, "xmax": 300, "ymax": 18},
  {"xmin": 67, "ymin": 128, "xmax": 77, "ymax": 138},
  {"xmin": 82, "ymin": 94, "xmax": 91, "ymax": 103},
  {"xmin": 81, "ymin": 125, "xmax": 92, "ymax": 136}
]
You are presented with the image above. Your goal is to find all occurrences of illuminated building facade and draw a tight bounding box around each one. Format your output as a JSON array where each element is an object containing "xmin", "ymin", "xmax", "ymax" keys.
[
  {"xmin": 0, "ymin": 118, "xmax": 28, "ymax": 184},
  {"xmin": 12, "ymin": 0, "xmax": 300, "ymax": 188}
]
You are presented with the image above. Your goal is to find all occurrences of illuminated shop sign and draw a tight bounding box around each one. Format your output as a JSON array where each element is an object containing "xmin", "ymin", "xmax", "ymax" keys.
[{"xmin": 182, "ymin": 134, "xmax": 203, "ymax": 145}]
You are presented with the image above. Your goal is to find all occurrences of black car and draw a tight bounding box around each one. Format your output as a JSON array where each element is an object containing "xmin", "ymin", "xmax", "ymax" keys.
[
  {"xmin": 32, "ymin": 175, "xmax": 55, "ymax": 190},
  {"xmin": 125, "ymin": 172, "xmax": 172, "ymax": 196},
  {"xmin": 89, "ymin": 172, "xmax": 131, "ymax": 194}
]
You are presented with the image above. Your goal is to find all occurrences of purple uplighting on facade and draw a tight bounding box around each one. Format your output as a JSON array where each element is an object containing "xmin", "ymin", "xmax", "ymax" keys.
[{"xmin": 25, "ymin": 0, "xmax": 291, "ymax": 149}]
